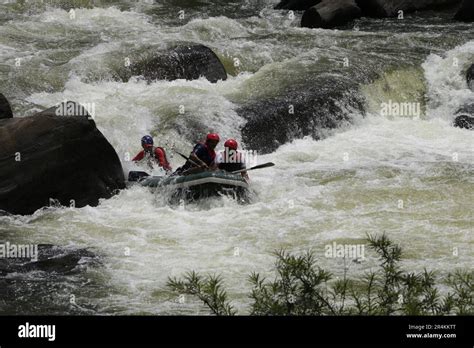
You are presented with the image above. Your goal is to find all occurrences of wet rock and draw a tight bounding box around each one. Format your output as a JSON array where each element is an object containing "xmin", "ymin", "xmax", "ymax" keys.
[
  {"xmin": 127, "ymin": 45, "xmax": 227, "ymax": 83},
  {"xmin": 0, "ymin": 244, "xmax": 101, "ymax": 315},
  {"xmin": 454, "ymin": 0, "xmax": 474, "ymax": 22},
  {"xmin": 0, "ymin": 244, "xmax": 98, "ymax": 275},
  {"xmin": 274, "ymin": 0, "xmax": 322, "ymax": 10},
  {"xmin": 0, "ymin": 93, "xmax": 13, "ymax": 119},
  {"xmin": 301, "ymin": 0, "xmax": 362, "ymax": 29},
  {"xmin": 0, "ymin": 102, "xmax": 125, "ymax": 215},
  {"xmin": 466, "ymin": 64, "xmax": 474, "ymax": 91},
  {"xmin": 454, "ymin": 115, "xmax": 474, "ymax": 130},
  {"xmin": 355, "ymin": 0, "xmax": 461, "ymax": 18},
  {"xmin": 239, "ymin": 76, "xmax": 365, "ymax": 154},
  {"xmin": 454, "ymin": 103, "xmax": 474, "ymax": 130}
]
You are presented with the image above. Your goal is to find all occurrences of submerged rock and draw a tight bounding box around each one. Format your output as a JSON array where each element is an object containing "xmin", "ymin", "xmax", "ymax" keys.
[
  {"xmin": 355, "ymin": 0, "xmax": 461, "ymax": 17},
  {"xmin": 127, "ymin": 45, "xmax": 227, "ymax": 83},
  {"xmin": 302, "ymin": 0, "xmax": 362, "ymax": 29},
  {"xmin": 454, "ymin": 115, "xmax": 474, "ymax": 130},
  {"xmin": 239, "ymin": 76, "xmax": 365, "ymax": 154},
  {"xmin": 0, "ymin": 244, "xmax": 101, "ymax": 315},
  {"xmin": 0, "ymin": 100, "xmax": 125, "ymax": 215},
  {"xmin": 454, "ymin": 0, "xmax": 474, "ymax": 22},
  {"xmin": 0, "ymin": 93, "xmax": 13, "ymax": 119},
  {"xmin": 0, "ymin": 244, "xmax": 98, "ymax": 275},
  {"xmin": 454, "ymin": 103, "xmax": 474, "ymax": 130}
]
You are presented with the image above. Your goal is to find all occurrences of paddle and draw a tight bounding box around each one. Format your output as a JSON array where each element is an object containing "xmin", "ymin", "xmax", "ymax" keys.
[
  {"xmin": 175, "ymin": 151, "xmax": 205, "ymax": 168},
  {"xmin": 128, "ymin": 171, "xmax": 150, "ymax": 182},
  {"xmin": 231, "ymin": 162, "xmax": 275, "ymax": 174}
]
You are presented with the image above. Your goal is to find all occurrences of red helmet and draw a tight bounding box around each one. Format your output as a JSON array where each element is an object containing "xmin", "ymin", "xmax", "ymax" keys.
[
  {"xmin": 206, "ymin": 133, "xmax": 220, "ymax": 142},
  {"xmin": 224, "ymin": 139, "xmax": 238, "ymax": 150}
]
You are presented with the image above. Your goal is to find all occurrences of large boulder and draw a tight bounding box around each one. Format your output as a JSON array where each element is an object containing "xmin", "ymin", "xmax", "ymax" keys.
[
  {"xmin": 466, "ymin": 64, "xmax": 474, "ymax": 91},
  {"xmin": 355, "ymin": 0, "xmax": 461, "ymax": 17},
  {"xmin": 0, "ymin": 101, "xmax": 125, "ymax": 215},
  {"xmin": 274, "ymin": 0, "xmax": 322, "ymax": 10},
  {"xmin": 454, "ymin": 0, "xmax": 474, "ymax": 22},
  {"xmin": 302, "ymin": 0, "xmax": 362, "ymax": 29},
  {"xmin": 127, "ymin": 45, "xmax": 227, "ymax": 83},
  {"xmin": 0, "ymin": 93, "xmax": 13, "ymax": 119},
  {"xmin": 239, "ymin": 76, "xmax": 365, "ymax": 154}
]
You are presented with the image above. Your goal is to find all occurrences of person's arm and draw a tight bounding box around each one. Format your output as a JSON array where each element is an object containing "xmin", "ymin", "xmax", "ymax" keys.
[
  {"xmin": 190, "ymin": 145, "xmax": 209, "ymax": 168},
  {"xmin": 132, "ymin": 150, "xmax": 145, "ymax": 162},
  {"xmin": 155, "ymin": 148, "xmax": 172, "ymax": 172},
  {"xmin": 189, "ymin": 153, "xmax": 207, "ymax": 167}
]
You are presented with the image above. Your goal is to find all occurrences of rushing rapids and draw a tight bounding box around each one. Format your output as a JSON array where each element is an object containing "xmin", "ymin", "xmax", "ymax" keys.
[{"xmin": 0, "ymin": 1, "xmax": 472, "ymax": 315}]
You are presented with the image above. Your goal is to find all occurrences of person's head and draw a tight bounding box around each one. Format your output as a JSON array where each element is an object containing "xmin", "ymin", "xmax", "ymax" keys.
[
  {"xmin": 224, "ymin": 139, "xmax": 238, "ymax": 151},
  {"xmin": 206, "ymin": 133, "xmax": 220, "ymax": 150},
  {"xmin": 141, "ymin": 135, "xmax": 154, "ymax": 151}
]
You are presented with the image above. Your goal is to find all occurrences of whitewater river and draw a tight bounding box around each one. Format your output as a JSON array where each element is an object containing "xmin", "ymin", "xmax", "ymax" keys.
[{"xmin": 0, "ymin": 1, "xmax": 473, "ymax": 314}]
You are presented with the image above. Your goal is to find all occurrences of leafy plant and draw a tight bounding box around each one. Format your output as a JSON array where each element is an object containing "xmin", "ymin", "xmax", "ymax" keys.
[
  {"xmin": 167, "ymin": 234, "xmax": 473, "ymax": 316},
  {"xmin": 167, "ymin": 271, "xmax": 235, "ymax": 316}
]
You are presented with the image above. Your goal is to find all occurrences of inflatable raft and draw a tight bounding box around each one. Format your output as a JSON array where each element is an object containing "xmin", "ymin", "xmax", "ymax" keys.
[{"xmin": 130, "ymin": 170, "xmax": 250, "ymax": 203}]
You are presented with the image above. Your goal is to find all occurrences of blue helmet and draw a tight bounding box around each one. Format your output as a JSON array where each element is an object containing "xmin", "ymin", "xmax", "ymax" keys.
[{"xmin": 141, "ymin": 135, "xmax": 153, "ymax": 147}]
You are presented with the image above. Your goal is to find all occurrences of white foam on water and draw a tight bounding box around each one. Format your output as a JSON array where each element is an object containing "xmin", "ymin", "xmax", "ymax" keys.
[
  {"xmin": 1, "ymin": 5, "xmax": 473, "ymax": 315},
  {"xmin": 423, "ymin": 41, "xmax": 474, "ymax": 120},
  {"xmin": 26, "ymin": 72, "xmax": 250, "ymax": 173}
]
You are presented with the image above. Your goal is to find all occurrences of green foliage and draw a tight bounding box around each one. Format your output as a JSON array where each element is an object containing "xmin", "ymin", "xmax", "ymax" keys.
[
  {"xmin": 167, "ymin": 271, "xmax": 236, "ymax": 316},
  {"xmin": 166, "ymin": 234, "xmax": 473, "ymax": 316},
  {"xmin": 248, "ymin": 250, "xmax": 335, "ymax": 315}
]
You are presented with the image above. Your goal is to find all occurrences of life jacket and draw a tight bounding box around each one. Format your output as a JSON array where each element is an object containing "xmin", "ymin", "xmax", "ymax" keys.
[
  {"xmin": 144, "ymin": 146, "xmax": 169, "ymax": 168},
  {"xmin": 202, "ymin": 143, "xmax": 216, "ymax": 163}
]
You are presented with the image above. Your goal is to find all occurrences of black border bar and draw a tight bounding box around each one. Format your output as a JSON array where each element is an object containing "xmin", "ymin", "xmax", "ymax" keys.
[{"xmin": 0, "ymin": 316, "xmax": 472, "ymax": 345}]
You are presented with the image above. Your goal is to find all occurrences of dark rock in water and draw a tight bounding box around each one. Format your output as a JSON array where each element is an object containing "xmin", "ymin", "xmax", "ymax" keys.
[
  {"xmin": 302, "ymin": 0, "xmax": 362, "ymax": 29},
  {"xmin": 454, "ymin": 0, "xmax": 474, "ymax": 22},
  {"xmin": 355, "ymin": 0, "xmax": 461, "ymax": 17},
  {"xmin": 0, "ymin": 244, "xmax": 101, "ymax": 315},
  {"xmin": 0, "ymin": 104, "xmax": 125, "ymax": 215},
  {"xmin": 128, "ymin": 45, "xmax": 227, "ymax": 83},
  {"xmin": 0, "ymin": 244, "xmax": 98, "ymax": 275},
  {"xmin": 239, "ymin": 76, "xmax": 365, "ymax": 154},
  {"xmin": 0, "ymin": 93, "xmax": 13, "ymax": 119},
  {"xmin": 466, "ymin": 64, "xmax": 474, "ymax": 91},
  {"xmin": 454, "ymin": 115, "xmax": 474, "ymax": 130},
  {"xmin": 274, "ymin": 0, "xmax": 322, "ymax": 10},
  {"xmin": 454, "ymin": 103, "xmax": 474, "ymax": 130}
]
